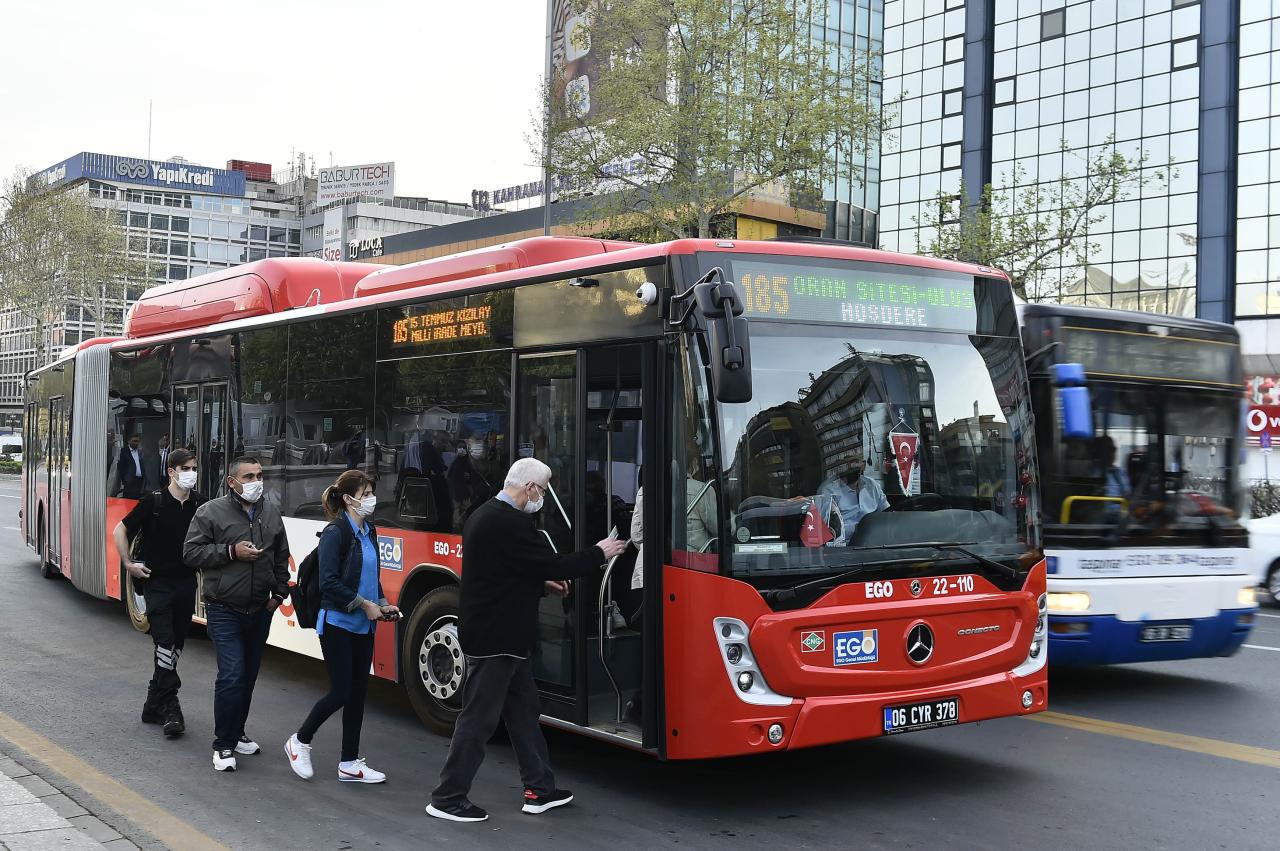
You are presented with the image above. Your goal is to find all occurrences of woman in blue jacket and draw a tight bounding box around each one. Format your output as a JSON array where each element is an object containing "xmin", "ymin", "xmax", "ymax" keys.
[{"xmin": 284, "ymin": 470, "xmax": 399, "ymax": 782}]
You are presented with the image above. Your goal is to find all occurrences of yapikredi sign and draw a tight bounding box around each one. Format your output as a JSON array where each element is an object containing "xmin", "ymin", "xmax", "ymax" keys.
[{"xmin": 34, "ymin": 152, "xmax": 247, "ymax": 197}]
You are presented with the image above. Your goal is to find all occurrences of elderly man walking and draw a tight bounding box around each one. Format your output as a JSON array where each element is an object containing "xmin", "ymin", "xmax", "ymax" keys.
[{"xmin": 426, "ymin": 458, "xmax": 626, "ymax": 823}]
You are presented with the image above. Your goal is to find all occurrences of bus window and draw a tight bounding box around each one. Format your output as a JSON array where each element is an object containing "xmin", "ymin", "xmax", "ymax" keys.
[
  {"xmin": 234, "ymin": 328, "xmax": 288, "ymax": 500},
  {"xmin": 671, "ymin": 338, "xmax": 722, "ymax": 571},
  {"xmin": 374, "ymin": 350, "xmax": 509, "ymax": 532}
]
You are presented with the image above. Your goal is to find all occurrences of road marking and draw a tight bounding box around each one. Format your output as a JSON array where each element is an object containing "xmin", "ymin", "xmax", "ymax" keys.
[
  {"xmin": 1029, "ymin": 711, "xmax": 1280, "ymax": 769},
  {"xmin": 1243, "ymin": 643, "xmax": 1280, "ymax": 653},
  {"xmin": 0, "ymin": 494, "xmax": 18, "ymax": 499},
  {"xmin": 1256, "ymin": 612, "xmax": 1280, "ymax": 620},
  {"xmin": 2, "ymin": 526, "xmax": 18, "ymax": 531},
  {"xmin": 0, "ymin": 709, "xmax": 229, "ymax": 851}
]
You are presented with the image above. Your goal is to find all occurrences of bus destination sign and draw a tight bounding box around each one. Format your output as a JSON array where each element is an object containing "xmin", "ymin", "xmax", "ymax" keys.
[
  {"xmin": 381, "ymin": 290, "xmax": 513, "ymax": 356},
  {"xmin": 731, "ymin": 258, "xmax": 978, "ymax": 332},
  {"xmin": 1061, "ymin": 326, "xmax": 1239, "ymax": 387},
  {"xmin": 391, "ymin": 304, "xmax": 492, "ymax": 347}
]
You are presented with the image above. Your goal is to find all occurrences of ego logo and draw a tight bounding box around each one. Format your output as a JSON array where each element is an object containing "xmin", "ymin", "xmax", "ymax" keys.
[
  {"xmin": 864, "ymin": 580, "xmax": 894, "ymax": 599},
  {"xmin": 115, "ymin": 160, "xmax": 148, "ymax": 179},
  {"xmin": 833, "ymin": 629, "xmax": 878, "ymax": 666},
  {"xmin": 377, "ymin": 536, "xmax": 404, "ymax": 571}
]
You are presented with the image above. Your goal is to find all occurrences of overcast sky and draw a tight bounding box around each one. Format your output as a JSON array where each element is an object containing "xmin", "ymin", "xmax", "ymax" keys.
[{"xmin": 0, "ymin": 1, "xmax": 546, "ymax": 202}]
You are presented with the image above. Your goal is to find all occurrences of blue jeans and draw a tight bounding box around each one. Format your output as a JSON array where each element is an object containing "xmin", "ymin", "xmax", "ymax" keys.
[{"xmin": 205, "ymin": 602, "xmax": 273, "ymax": 751}]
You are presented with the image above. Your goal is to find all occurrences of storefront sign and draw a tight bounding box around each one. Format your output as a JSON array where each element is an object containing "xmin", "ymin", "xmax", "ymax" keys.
[
  {"xmin": 321, "ymin": 208, "xmax": 344, "ymax": 262},
  {"xmin": 317, "ymin": 161, "xmax": 396, "ymax": 205}
]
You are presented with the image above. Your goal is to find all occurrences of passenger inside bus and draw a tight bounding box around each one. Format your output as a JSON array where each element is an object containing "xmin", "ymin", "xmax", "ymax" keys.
[
  {"xmin": 1094, "ymin": 436, "xmax": 1132, "ymax": 498},
  {"xmin": 818, "ymin": 453, "xmax": 889, "ymax": 545}
]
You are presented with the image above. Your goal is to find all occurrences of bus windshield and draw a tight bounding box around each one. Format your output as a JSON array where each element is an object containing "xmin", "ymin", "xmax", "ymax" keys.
[
  {"xmin": 713, "ymin": 322, "xmax": 1036, "ymax": 583},
  {"xmin": 1047, "ymin": 383, "xmax": 1243, "ymax": 531}
]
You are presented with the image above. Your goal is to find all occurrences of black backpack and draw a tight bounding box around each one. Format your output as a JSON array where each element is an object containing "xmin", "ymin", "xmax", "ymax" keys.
[{"xmin": 291, "ymin": 523, "xmax": 360, "ymax": 630}]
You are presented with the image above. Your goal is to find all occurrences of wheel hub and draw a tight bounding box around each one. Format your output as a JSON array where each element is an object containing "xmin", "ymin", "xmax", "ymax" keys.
[{"xmin": 419, "ymin": 619, "xmax": 464, "ymax": 702}]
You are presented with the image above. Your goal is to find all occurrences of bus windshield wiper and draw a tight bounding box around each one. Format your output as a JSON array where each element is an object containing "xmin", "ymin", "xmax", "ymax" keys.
[{"xmin": 846, "ymin": 541, "xmax": 1020, "ymax": 578}]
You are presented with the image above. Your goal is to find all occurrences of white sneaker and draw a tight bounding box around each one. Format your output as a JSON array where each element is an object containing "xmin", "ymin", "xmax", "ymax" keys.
[
  {"xmin": 337, "ymin": 758, "xmax": 386, "ymax": 784},
  {"xmin": 284, "ymin": 734, "xmax": 313, "ymax": 780},
  {"xmin": 235, "ymin": 735, "xmax": 260, "ymax": 755},
  {"xmin": 212, "ymin": 749, "xmax": 237, "ymax": 772}
]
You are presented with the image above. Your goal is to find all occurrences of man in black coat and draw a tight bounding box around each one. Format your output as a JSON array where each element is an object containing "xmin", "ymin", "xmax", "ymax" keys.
[
  {"xmin": 426, "ymin": 458, "xmax": 626, "ymax": 824},
  {"xmin": 117, "ymin": 433, "xmax": 146, "ymax": 499}
]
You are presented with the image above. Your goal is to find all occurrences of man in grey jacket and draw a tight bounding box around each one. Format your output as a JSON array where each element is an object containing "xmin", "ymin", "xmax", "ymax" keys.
[{"xmin": 184, "ymin": 457, "xmax": 291, "ymax": 773}]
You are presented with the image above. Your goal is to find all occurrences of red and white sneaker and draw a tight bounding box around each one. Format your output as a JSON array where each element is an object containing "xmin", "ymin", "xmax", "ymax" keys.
[
  {"xmin": 284, "ymin": 734, "xmax": 313, "ymax": 780},
  {"xmin": 338, "ymin": 758, "xmax": 385, "ymax": 784}
]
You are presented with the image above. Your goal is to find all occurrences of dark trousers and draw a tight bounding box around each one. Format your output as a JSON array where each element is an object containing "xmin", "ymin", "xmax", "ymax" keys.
[
  {"xmin": 297, "ymin": 624, "xmax": 375, "ymax": 762},
  {"xmin": 143, "ymin": 576, "xmax": 197, "ymax": 708},
  {"xmin": 206, "ymin": 602, "xmax": 272, "ymax": 751},
  {"xmin": 431, "ymin": 655, "xmax": 555, "ymax": 806}
]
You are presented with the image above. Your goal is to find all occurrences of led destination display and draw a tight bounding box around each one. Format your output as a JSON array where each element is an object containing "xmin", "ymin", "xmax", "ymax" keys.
[{"xmin": 731, "ymin": 259, "xmax": 979, "ymax": 332}]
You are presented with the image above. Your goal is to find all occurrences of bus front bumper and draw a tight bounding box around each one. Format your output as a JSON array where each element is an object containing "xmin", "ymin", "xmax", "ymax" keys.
[{"xmin": 1047, "ymin": 609, "xmax": 1255, "ymax": 665}]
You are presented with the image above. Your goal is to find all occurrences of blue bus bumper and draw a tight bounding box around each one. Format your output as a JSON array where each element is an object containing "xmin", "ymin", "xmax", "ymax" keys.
[{"xmin": 1048, "ymin": 609, "xmax": 1256, "ymax": 665}]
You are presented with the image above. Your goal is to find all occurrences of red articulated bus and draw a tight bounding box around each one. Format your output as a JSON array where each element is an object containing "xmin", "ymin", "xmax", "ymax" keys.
[{"xmin": 22, "ymin": 237, "xmax": 1047, "ymax": 758}]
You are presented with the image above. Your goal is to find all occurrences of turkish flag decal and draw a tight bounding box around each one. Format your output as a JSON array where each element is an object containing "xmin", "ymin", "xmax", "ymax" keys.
[{"xmin": 890, "ymin": 432, "xmax": 918, "ymax": 493}]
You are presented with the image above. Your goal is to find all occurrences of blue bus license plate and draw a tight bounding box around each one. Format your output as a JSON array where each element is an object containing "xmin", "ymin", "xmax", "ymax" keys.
[
  {"xmin": 883, "ymin": 697, "xmax": 960, "ymax": 735},
  {"xmin": 1139, "ymin": 625, "xmax": 1192, "ymax": 642}
]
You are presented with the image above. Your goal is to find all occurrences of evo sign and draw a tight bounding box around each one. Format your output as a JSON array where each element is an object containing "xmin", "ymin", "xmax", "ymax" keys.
[{"xmin": 33, "ymin": 152, "xmax": 246, "ymax": 196}]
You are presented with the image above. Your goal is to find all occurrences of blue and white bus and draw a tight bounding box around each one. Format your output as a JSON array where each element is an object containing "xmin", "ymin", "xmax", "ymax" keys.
[{"xmin": 1020, "ymin": 304, "xmax": 1257, "ymax": 664}]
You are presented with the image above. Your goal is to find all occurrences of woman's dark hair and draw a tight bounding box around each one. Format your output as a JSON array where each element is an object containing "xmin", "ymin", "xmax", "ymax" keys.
[
  {"xmin": 321, "ymin": 470, "xmax": 375, "ymax": 521},
  {"xmin": 165, "ymin": 448, "xmax": 195, "ymax": 472}
]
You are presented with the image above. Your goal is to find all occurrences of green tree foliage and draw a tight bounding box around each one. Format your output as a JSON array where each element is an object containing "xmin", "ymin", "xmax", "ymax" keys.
[
  {"xmin": 0, "ymin": 167, "xmax": 148, "ymax": 366},
  {"xmin": 541, "ymin": 0, "xmax": 885, "ymax": 240},
  {"xmin": 914, "ymin": 139, "xmax": 1164, "ymax": 302}
]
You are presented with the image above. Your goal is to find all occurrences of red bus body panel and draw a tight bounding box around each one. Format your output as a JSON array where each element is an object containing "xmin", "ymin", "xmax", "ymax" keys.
[{"xmin": 663, "ymin": 563, "xmax": 1047, "ymax": 758}]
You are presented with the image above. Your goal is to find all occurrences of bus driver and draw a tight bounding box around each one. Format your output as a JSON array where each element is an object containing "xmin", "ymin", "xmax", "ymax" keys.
[{"xmin": 818, "ymin": 454, "xmax": 889, "ymax": 546}]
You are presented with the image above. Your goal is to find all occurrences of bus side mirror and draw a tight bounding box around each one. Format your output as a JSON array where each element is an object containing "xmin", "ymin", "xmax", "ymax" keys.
[
  {"xmin": 1054, "ymin": 363, "xmax": 1093, "ymax": 439},
  {"xmin": 694, "ymin": 280, "xmax": 752, "ymax": 404}
]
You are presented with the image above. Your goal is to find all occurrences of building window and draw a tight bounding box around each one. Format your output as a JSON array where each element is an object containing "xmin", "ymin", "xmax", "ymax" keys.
[
  {"xmin": 1172, "ymin": 36, "xmax": 1199, "ymax": 71},
  {"xmin": 150, "ymin": 214, "xmax": 169, "ymax": 231},
  {"xmin": 942, "ymin": 142, "xmax": 963, "ymax": 170},
  {"xmin": 1041, "ymin": 9, "xmax": 1065, "ymax": 41},
  {"xmin": 944, "ymin": 35, "xmax": 964, "ymax": 64},
  {"xmin": 128, "ymin": 212, "xmax": 147, "ymax": 229},
  {"xmin": 943, "ymin": 88, "xmax": 964, "ymax": 117},
  {"xmin": 994, "ymin": 76, "xmax": 1016, "ymax": 106},
  {"xmin": 1172, "ymin": 0, "xmax": 1199, "ymax": 7}
]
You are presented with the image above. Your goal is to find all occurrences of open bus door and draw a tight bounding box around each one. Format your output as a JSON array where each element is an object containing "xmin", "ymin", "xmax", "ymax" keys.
[{"xmin": 515, "ymin": 342, "xmax": 657, "ymax": 750}]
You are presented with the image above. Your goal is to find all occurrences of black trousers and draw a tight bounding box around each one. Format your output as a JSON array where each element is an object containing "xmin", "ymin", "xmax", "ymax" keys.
[
  {"xmin": 297, "ymin": 624, "xmax": 376, "ymax": 762},
  {"xmin": 431, "ymin": 655, "xmax": 555, "ymax": 806},
  {"xmin": 143, "ymin": 575, "xmax": 197, "ymax": 707}
]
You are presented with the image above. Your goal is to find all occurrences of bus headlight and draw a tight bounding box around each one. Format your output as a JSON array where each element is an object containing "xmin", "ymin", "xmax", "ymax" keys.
[
  {"xmin": 737, "ymin": 672, "xmax": 754, "ymax": 692},
  {"xmin": 1238, "ymin": 587, "xmax": 1256, "ymax": 606},
  {"xmin": 1047, "ymin": 591, "xmax": 1091, "ymax": 612},
  {"xmin": 726, "ymin": 643, "xmax": 743, "ymax": 665}
]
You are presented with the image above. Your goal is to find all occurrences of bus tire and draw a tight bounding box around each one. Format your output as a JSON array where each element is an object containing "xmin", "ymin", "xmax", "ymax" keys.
[
  {"xmin": 402, "ymin": 585, "xmax": 464, "ymax": 736},
  {"xmin": 37, "ymin": 517, "xmax": 58, "ymax": 580},
  {"xmin": 1267, "ymin": 560, "xmax": 1280, "ymax": 605},
  {"xmin": 124, "ymin": 568, "xmax": 150, "ymax": 633}
]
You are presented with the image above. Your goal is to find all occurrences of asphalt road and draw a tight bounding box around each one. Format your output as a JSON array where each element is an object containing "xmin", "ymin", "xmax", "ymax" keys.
[{"xmin": 0, "ymin": 475, "xmax": 1275, "ymax": 850}]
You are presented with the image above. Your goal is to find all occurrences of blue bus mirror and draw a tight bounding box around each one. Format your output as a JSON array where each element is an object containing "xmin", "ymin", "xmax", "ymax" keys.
[{"xmin": 1053, "ymin": 363, "xmax": 1093, "ymax": 439}]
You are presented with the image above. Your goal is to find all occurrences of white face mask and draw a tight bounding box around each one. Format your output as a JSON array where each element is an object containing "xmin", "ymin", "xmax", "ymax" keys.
[
  {"xmin": 351, "ymin": 495, "xmax": 377, "ymax": 518},
  {"xmin": 176, "ymin": 470, "xmax": 197, "ymax": 490},
  {"xmin": 524, "ymin": 496, "xmax": 544, "ymax": 514},
  {"xmin": 237, "ymin": 480, "xmax": 264, "ymax": 503}
]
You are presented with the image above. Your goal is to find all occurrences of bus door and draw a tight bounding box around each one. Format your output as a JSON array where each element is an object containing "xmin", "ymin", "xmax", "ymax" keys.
[
  {"xmin": 173, "ymin": 382, "xmax": 231, "ymax": 619},
  {"xmin": 172, "ymin": 383, "xmax": 231, "ymax": 501},
  {"xmin": 46, "ymin": 396, "xmax": 67, "ymax": 570},
  {"xmin": 515, "ymin": 344, "xmax": 652, "ymax": 746},
  {"xmin": 25, "ymin": 400, "xmax": 38, "ymax": 548}
]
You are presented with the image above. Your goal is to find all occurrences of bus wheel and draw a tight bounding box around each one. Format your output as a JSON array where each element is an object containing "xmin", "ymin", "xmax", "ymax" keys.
[
  {"xmin": 37, "ymin": 519, "xmax": 58, "ymax": 580},
  {"xmin": 124, "ymin": 568, "xmax": 150, "ymax": 633},
  {"xmin": 1267, "ymin": 561, "xmax": 1280, "ymax": 605},
  {"xmin": 402, "ymin": 585, "xmax": 464, "ymax": 736}
]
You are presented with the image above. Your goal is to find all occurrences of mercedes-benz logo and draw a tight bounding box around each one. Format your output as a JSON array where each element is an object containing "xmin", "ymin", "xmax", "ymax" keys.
[
  {"xmin": 910, "ymin": 579, "xmax": 922, "ymax": 597},
  {"xmin": 906, "ymin": 623, "xmax": 934, "ymax": 665}
]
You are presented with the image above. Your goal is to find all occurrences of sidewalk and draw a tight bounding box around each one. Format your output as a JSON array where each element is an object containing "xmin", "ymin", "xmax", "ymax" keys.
[{"xmin": 0, "ymin": 751, "xmax": 139, "ymax": 851}]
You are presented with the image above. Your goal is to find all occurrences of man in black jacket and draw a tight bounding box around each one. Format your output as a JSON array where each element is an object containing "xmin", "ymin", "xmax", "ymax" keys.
[
  {"xmin": 112, "ymin": 448, "xmax": 203, "ymax": 738},
  {"xmin": 183, "ymin": 457, "xmax": 290, "ymax": 773},
  {"xmin": 426, "ymin": 458, "xmax": 626, "ymax": 823}
]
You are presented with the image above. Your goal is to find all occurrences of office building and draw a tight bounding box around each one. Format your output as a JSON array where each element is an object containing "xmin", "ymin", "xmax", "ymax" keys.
[{"xmin": 1, "ymin": 152, "xmax": 304, "ymax": 418}]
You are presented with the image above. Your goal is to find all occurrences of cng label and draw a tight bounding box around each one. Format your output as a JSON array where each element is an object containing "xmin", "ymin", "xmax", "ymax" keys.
[
  {"xmin": 377, "ymin": 536, "xmax": 404, "ymax": 571},
  {"xmin": 800, "ymin": 630, "xmax": 826, "ymax": 653},
  {"xmin": 833, "ymin": 629, "xmax": 878, "ymax": 666}
]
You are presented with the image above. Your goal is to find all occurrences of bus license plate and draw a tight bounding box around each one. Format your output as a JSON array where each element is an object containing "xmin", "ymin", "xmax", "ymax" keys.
[
  {"xmin": 883, "ymin": 697, "xmax": 960, "ymax": 735},
  {"xmin": 1139, "ymin": 625, "xmax": 1193, "ymax": 642}
]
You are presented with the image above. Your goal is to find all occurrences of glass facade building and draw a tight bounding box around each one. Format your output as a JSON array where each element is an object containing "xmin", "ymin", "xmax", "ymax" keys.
[
  {"xmin": 881, "ymin": 0, "xmax": 1207, "ymax": 317},
  {"xmin": 1235, "ymin": 4, "xmax": 1280, "ymax": 319}
]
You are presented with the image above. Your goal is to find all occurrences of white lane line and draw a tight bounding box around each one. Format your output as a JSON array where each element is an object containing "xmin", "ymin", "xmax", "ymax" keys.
[
  {"xmin": 1255, "ymin": 612, "xmax": 1280, "ymax": 620},
  {"xmin": 0, "ymin": 495, "xmax": 18, "ymax": 499},
  {"xmin": 1243, "ymin": 644, "xmax": 1280, "ymax": 653},
  {"xmin": 3, "ymin": 526, "xmax": 19, "ymax": 531}
]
